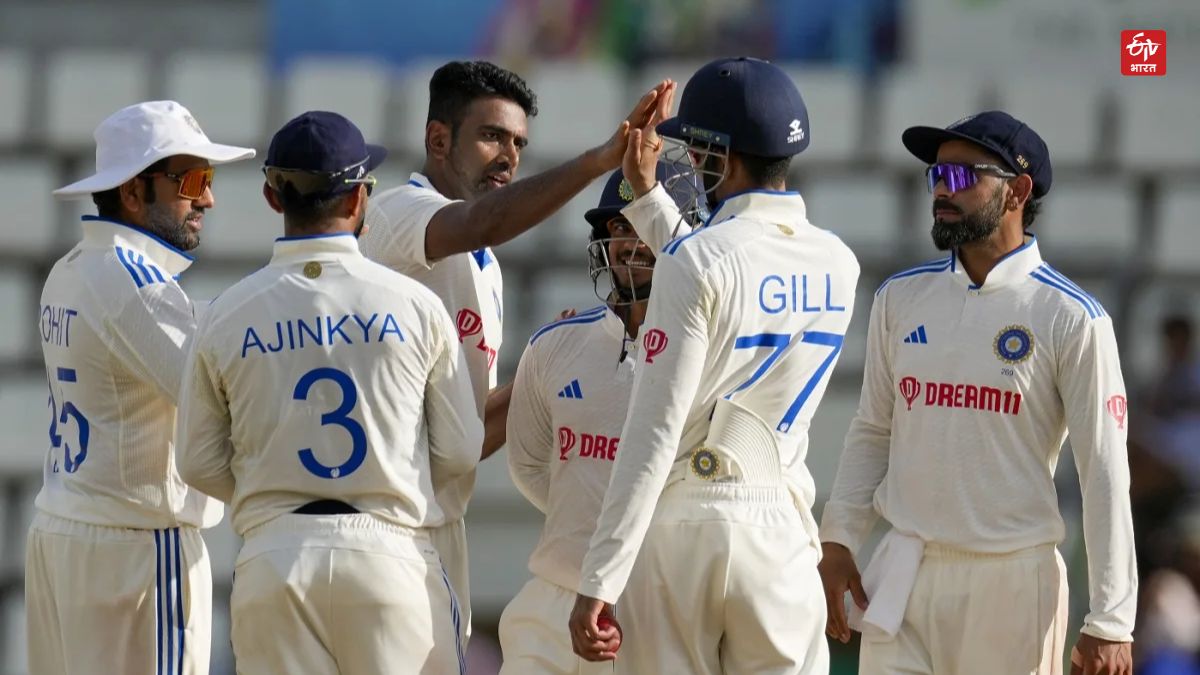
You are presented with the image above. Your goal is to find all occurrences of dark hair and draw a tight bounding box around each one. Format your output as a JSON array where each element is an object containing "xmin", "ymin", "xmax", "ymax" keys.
[
  {"xmin": 737, "ymin": 153, "xmax": 791, "ymax": 186},
  {"xmin": 427, "ymin": 61, "xmax": 537, "ymax": 135},
  {"xmin": 274, "ymin": 185, "xmax": 353, "ymax": 232},
  {"xmin": 1022, "ymin": 197, "xmax": 1041, "ymax": 229},
  {"xmin": 92, "ymin": 157, "xmax": 170, "ymax": 219}
]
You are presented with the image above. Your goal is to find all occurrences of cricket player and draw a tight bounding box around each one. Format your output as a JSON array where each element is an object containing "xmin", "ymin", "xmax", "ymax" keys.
[
  {"xmin": 175, "ymin": 111, "xmax": 483, "ymax": 674},
  {"xmin": 818, "ymin": 111, "xmax": 1137, "ymax": 675},
  {"xmin": 499, "ymin": 162, "xmax": 701, "ymax": 674},
  {"xmin": 359, "ymin": 60, "xmax": 670, "ymax": 639},
  {"xmin": 569, "ymin": 57, "xmax": 861, "ymax": 674},
  {"xmin": 28, "ymin": 100, "xmax": 254, "ymax": 675}
]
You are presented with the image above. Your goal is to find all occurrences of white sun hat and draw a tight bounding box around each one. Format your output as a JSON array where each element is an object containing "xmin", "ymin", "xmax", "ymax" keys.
[{"xmin": 53, "ymin": 100, "xmax": 256, "ymax": 199}]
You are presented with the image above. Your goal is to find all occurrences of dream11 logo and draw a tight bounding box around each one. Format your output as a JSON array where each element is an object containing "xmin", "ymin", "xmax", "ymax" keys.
[
  {"xmin": 455, "ymin": 308, "xmax": 497, "ymax": 370},
  {"xmin": 1121, "ymin": 30, "xmax": 1166, "ymax": 76},
  {"xmin": 643, "ymin": 328, "xmax": 668, "ymax": 364},
  {"xmin": 1107, "ymin": 395, "xmax": 1128, "ymax": 430},
  {"xmin": 558, "ymin": 427, "xmax": 576, "ymax": 461}
]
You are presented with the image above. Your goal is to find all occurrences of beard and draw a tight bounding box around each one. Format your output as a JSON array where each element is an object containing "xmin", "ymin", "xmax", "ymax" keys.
[
  {"xmin": 145, "ymin": 202, "xmax": 201, "ymax": 251},
  {"xmin": 930, "ymin": 185, "xmax": 1005, "ymax": 251},
  {"xmin": 447, "ymin": 142, "xmax": 511, "ymax": 200}
]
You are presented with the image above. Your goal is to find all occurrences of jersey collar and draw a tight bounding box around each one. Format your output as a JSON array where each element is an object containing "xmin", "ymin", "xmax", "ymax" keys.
[
  {"xmin": 81, "ymin": 215, "xmax": 195, "ymax": 275},
  {"xmin": 407, "ymin": 172, "xmax": 433, "ymax": 190},
  {"xmin": 704, "ymin": 189, "xmax": 807, "ymax": 230},
  {"xmin": 599, "ymin": 304, "xmax": 631, "ymax": 341},
  {"xmin": 950, "ymin": 234, "xmax": 1044, "ymax": 291},
  {"xmin": 270, "ymin": 232, "xmax": 363, "ymax": 265}
]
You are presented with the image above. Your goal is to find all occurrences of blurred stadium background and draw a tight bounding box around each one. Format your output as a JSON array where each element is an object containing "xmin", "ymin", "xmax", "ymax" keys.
[{"xmin": 1, "ymin": 0, "xmax": 1199, "ymax": 673}]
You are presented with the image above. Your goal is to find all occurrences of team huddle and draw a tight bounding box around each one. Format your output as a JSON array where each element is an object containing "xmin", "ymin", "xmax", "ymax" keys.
[{"xmin": 28, "ymin": 57, "xmax": 1136, "ymax": 675}]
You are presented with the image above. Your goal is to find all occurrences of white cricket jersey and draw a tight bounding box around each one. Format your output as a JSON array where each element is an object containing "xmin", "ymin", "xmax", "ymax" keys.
[
  {"xmin": 359, "ymin": 171, "xmax": 502, "ymax": 522},
  {"xmin": 507, "ymin": 305, "xmax": 637, "ymax": 591},
  {"xmin": 175, "ymin": 233, "xmax": 483, "ymax": 536},
  {"xmin": 619, "ymin": 181, "xmax": 696, "ymax": 252},
  {"xmin": 578, "ymin": 190, "xmax": 861, "ymax": 603},
  {"xmin": 34, "ymin": 217, "xmax": 221, "ymax": 530},
  {"xmin": 818, "ymin": 236, "xmax": 1137, "ymax": 642}
]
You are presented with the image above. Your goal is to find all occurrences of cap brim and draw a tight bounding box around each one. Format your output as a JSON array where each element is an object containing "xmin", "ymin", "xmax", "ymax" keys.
[
  {"xmin": 656, "ymin": 117, "xmax": 685, "ymax": 141},
  {"xmin": 365, "ymin": 144, "xmax": 388, "ymax": 172},
  {"xmin": 53, "ymin": 141, "xmax": 257, "ymax": 199},
  {"xmin": 584, "ymin": 207, "xmax": 622, "ymax": 229},
  {"xmin": 901, "ymin": 126, "xmax": 1009, "ymax": 167}
]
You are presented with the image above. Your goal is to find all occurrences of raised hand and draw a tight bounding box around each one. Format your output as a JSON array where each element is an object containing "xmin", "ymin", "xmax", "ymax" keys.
[
  {"xmin": 623, "ymin": 80, "xmax": 676, "ymax": 197},
  {"xmin": 592, "ymin": 81, "xmax": 670, "ymax": 171}
]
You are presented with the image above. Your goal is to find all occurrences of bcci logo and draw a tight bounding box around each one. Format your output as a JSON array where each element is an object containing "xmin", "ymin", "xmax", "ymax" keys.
[
  {"xmin": 690, "ymin": 447, "xmax": 720, "ymax": 480},
  {"xmin": 994, "ymin": 325, "xmax": 1034, "ymax": 364},
  {"xmin": 618, "ymin": 179, "xmax": 635, "ymax": 202},
  {"xmin": 786, "ymin": 119, "xmax": 805, "ymax": 144},
  {"xmin": 182, "ymin": 113, "xmax": 204, "ymax": 136}
]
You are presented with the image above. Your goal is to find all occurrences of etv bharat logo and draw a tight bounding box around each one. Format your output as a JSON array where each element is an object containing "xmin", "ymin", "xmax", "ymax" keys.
[{"xmin": 1122, "ymin": 30, "xmax": 1166, "ymax": 76}]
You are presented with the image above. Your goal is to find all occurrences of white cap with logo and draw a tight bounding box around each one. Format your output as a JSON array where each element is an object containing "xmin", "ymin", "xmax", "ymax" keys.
[{"xmin": 53, "ymin": 100, "xmax": 256, "ymax": 199}]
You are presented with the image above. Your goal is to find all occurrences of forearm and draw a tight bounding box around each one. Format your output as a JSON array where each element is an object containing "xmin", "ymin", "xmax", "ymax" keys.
[
  {"xmin": 1062, "ymin": 318, "xmax": 1137, "ymax": 641},
  {"xmin": 430, "ymin": 149, "xmax": 609, "ymax": 257},
  {"xmin": 1076, "ymin": 444, "xmax": 1138, "ymax": 641},
  {"xmin": 621, "ymin": 182, "xmax": 692, "ymax": 253},
  {"xmin": 481, "ymin": 381, "xmax": 513, "ymax": 460},
  {"xmin": 819, "ymin": 418, "xmax": 890, "ymax": 553}
]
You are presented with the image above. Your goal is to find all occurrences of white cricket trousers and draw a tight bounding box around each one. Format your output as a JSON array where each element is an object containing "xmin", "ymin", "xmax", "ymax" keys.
[
  {"xmin": 859, "ymin": 543, "xmax": 1069, "ymax": 675},
  {"xmin": 432, "ymin": 516, "xmax": 472, "ymax": 645},
  {"xmin": 25, "ymin": 512, "xmax": 212, "ymax": 675},
  {"xmin": 615, "ymin": 482, "xmax": 828, "ymax": 675},
  {"xmin": 230, "ymin": 513, "xmax": 465, "ymax": 675},
  {"xmin": 499, "ymin": 576, "xmax": 615, "ymax": 675}
]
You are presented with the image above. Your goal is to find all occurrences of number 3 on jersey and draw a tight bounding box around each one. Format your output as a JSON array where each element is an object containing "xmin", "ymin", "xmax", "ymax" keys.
[
  {"xmin": 728, "ymin": 331, "xmax": 844, "ymax": 433},
  {"xmin": 294, "ymin": 367, "xmax": 367, "ymax": 479}
]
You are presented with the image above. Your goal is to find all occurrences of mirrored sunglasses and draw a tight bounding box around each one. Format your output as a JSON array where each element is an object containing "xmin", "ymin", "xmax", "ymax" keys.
[
  {"xmin": 140, "ymin": 166, "xmax": 214, "ymax": 200},
  {"xmin": 925, "ymin": 162, "xmax": 1016, "ymax": 193}
]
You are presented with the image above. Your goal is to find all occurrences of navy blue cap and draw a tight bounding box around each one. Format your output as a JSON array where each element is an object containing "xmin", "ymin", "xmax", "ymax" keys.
[
  {"xmin": 656, "ymin": 57, "xmax": 809, "ymax": 157},
  {"xmin": 902, "ymin": 111, "xmax": 1052, "ymax": 198},
  {"xmin": 584, "ymin": 163, "xmax": 702, "ymax": 236},
  {"xmin": 265, "ymin": 111, "xmax": 387, "ymax": 196}
]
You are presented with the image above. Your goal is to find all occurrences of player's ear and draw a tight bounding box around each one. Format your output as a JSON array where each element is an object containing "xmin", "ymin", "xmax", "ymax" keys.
[
  {"xmin": 344, "ymin": 184, "xmax": 367, "ymax": 221},
  {"xmin": 426, "ymin": 119, "xmax": 452, "ymax": 160},
  {"xmin": 119, "ymin": 177, "xmax": 144, "ymax": 215},
  {"xmin": 262, "ymin": 183, "xmax": 284, "ymax": 214},
  {"xmin": 1008, "ymin": 174, "xmax": 1033, "ymax": 212}
]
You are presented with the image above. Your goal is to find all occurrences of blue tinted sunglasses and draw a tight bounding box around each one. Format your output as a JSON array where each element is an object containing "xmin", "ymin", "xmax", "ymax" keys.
[{"xmin": 925, "ymin": 162, "xmax": 1017, "ymax": 193}]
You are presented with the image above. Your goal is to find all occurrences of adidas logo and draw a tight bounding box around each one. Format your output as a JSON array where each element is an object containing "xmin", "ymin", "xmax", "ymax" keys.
[
  {"xmin": 903, "ymin": 325, "xmax": 929, "ymax": 344},
  {"xmin": 557, "ymin": 379, "xmax": 584, "ymax": 399}
]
